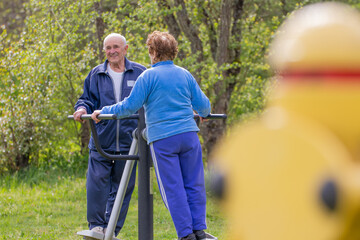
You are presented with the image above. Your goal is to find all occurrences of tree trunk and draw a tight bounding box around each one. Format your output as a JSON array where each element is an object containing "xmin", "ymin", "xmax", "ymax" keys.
[
  {"xmin": 80, "ymin": 120, "xmax": 90, "ymax": 155},
  {"xmin": 164, "ymin": 0, "xmax": 244, "ymax": 159},
  {"xmin": 94, "ymin": 1, "xmax": 105, "ymax": 63},
  {"xmin": 173, "ymin": 0, "xmax": 204, "ymax": 80},
  {"xmin": 201, "ymin": 0, "xmax": 236, "ymax": 158},
  {"xmin": 156, "ymin": 0, "xmax": 186, "ymax": 60},
  {"xmin": 76, "ymin": 0, "xmax": 105, "ymax": 153}
]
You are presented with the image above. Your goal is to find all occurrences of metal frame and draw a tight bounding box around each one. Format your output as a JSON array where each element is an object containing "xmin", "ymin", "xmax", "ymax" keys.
[{"xmin": 68, "ymin": 112, "xmax": 226, "ymax": 240}]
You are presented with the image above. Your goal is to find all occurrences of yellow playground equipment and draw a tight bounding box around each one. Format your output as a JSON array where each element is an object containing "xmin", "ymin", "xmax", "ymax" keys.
[{"xmin": 212, "ymin": 2, "xmax": 360, "ymax": 240}]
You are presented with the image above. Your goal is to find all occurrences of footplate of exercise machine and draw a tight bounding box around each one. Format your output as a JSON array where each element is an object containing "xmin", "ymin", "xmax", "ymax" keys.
[{"xmin": 77, "ymin": 230, "xmax": 120, "ymax": 240}]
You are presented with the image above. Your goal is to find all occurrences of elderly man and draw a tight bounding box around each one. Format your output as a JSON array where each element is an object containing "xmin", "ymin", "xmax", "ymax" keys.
[{"xmin": 73, "ymin": 33, "xmax": 146, "ymax": 237}]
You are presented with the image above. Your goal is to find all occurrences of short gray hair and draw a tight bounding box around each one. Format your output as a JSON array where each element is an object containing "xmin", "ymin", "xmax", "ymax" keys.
[{"xmin": 103, "ymin": 33, "xmax": 127, "ymax": 48}]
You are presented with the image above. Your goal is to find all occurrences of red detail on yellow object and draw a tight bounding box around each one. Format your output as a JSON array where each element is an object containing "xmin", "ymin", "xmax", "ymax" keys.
[{"xmin": 280, "ymin": 71, "xmax": 360, "ymax": 81}]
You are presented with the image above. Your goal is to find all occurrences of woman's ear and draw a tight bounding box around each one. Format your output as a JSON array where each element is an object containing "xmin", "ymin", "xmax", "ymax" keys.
[{"xmin": 149, "ymin": 50, "xmax": 157, "ymax": 65}]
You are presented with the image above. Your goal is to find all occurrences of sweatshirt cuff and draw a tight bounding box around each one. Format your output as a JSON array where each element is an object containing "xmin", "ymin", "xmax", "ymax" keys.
[
  {"xmin": 100, "ymin": 106, "xmax": 108, "ymax": 114},
  {"xmin": 76, "ymin": 106, "xmax": 87, "ymax": 112}
]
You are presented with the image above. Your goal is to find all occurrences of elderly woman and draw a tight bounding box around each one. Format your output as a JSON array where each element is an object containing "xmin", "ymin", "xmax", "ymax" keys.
[{"xmin": 92, "ymin": 31, "xmax": 216, "ymax": 240}]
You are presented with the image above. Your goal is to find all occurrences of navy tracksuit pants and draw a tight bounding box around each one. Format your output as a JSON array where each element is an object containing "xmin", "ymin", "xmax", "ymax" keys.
[
  {"xmin": 150, "ymin": 131, "xmax": 207, "ymax": 238},
  {"xmin": 86, "ymin": 150, "xmax": 137, "ymax": 236}
]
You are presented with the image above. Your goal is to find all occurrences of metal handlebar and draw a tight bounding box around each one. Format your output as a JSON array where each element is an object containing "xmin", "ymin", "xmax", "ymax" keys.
[
  {"xmin": 67, "ymin": 114, "xmax": 140, "ymax": 160},
  {"xmin": 67, "ymin": 114, "xmax": 138, "ymax": 120},
  {"xmin": 89, "ymin": 121, "xmax": 140, "ymax": 160},
  {"xmin": 194, "ymin": 114, "xmax": 227, "ymax": 119},
  {"xmin": 68, "ymin": 113, "xmax": 226, "ymax": 161},
  {"xmin": 67, "ymin": 113, "xmax": 227, "ymax": 120},
  {"xmin": 67, "ymin": 113, "xmax": 226, "ymax": 161}
]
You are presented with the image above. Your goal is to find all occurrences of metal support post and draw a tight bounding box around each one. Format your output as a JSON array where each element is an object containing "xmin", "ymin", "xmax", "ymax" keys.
[
  {"xmin": 104, "ymin": 129, "xmax": 139, "ymax": 240},
  {"xmin": 137, "ymin": 108, "xmax": 153, "ymax": 240}
]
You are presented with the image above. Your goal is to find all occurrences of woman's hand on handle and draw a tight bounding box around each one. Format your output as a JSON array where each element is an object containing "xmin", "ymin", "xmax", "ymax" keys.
[{"xmin": 91, "ymin": 110, "xmax": 102, "ymax": 123}]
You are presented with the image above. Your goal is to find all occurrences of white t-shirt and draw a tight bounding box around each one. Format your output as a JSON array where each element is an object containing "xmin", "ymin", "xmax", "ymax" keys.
[{"xmin": 107, "ymin": 64, "xmax": 124, "ymax": 102}]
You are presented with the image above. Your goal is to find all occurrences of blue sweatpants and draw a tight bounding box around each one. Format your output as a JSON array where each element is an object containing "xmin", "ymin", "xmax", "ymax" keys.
[
  {"xmin": 150, "ymin": 131, "xmax": 207, "ymax": 238},
  {"xmin": 86, "ymin": 150, "xmax": 137, "ymax": 236}
]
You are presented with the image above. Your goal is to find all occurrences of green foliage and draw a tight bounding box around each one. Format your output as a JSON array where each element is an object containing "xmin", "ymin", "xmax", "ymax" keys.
[
  {"xmin": 0, "ymin": 28, "xmax": 54, "ymax": 171},
  {"xmin": 0, "ymin": 0, "xmax": 98, "ymax": 172},
  {"xmin": 0, "ymin": 0, "xmax": 359, "ymax": 171},
  {"xmin": 105, "ymin": 0, "xmax": 166, "ymax": 66},
  {"xmin": 228, "ymin": 11, "xmax": 279, "ymax": 125}
]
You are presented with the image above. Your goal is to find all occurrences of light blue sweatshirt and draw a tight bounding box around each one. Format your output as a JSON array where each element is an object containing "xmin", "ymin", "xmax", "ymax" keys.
[{"xmin": 100, "ymin": 60, "xmax": 211, "ymax": 143}]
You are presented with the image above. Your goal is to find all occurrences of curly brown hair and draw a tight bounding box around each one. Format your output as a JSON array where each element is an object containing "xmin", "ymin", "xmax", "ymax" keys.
[{"xmin": 146, "ymin": 31, "xmax": 178, "ymax": 63}]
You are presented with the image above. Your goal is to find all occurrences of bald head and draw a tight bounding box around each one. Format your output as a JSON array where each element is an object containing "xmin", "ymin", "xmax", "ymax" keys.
[{"xmin": 103, "ymin": 33, "xmax": 127, "ymax": 48}]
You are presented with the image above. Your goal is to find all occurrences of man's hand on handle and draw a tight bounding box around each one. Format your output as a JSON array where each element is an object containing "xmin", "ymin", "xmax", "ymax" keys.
[{"xmin": 73, "ymin": 108, "xmax": 87, "ymax": 123}]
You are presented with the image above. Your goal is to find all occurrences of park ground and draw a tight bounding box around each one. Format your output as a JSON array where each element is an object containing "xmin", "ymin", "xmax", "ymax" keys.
[{"xmin": 0, "ymin": 164, "xmax": 226, "ymax": 239}]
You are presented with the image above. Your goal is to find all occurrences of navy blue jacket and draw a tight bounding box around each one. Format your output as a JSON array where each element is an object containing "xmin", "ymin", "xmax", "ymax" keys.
[{"xmin": 75, "ymin": 58, "xmax": 146, "ymax": 152}]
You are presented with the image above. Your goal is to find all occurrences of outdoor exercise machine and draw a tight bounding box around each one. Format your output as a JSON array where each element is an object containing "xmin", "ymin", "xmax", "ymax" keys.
[{"xmin": 68, "ymin": 109, "xmax": 226, "ymax": 240}]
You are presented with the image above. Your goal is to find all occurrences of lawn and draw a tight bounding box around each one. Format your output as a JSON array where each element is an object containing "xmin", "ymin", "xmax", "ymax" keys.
[{"xmin": 0, "ymin": 166, "xmax": 226, "ymax": 239}]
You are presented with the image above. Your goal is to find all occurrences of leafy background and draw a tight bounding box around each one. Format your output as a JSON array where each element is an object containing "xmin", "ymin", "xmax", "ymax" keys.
[{"xmin": 0, "ymin": 0, "xmax": 359, "ymax": 171}]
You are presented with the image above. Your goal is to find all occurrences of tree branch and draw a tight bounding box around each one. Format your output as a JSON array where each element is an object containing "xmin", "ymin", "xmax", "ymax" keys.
[
  {"xmin": 199, "ymin": 0, "xmax": 218, "ymax": 61},
  {"xmin": 216, "ymin": 0, "xmax": 232, "ymax": 66},
  {"xmin": 94, "ymin": 1, "xmax": 105, "ymax": 63},
  {"xmin": 173, "ymin": 0, "xmax": 203, "ymax": 62},
  {"xmin": 156, "ymin": 0, "xmax": 186, "ymax": 60},
  {"xmin": 156, "ymin": 0, "xmax": 182, "ymax": 39},
  {"xmin": 230, "ymin": 0, "xmax": 244, "ymax": 64}
]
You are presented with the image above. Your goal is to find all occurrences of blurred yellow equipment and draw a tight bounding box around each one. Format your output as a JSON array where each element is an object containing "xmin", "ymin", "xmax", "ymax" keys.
[{"xmin": 211, "ymin": 2, "xmax": 360, "ymax": 240}]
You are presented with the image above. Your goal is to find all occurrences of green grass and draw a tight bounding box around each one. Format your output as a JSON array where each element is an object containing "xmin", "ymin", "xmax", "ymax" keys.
[{"xmin": 0, "ymin": 166, "xmax": 226, "ymax": 239}]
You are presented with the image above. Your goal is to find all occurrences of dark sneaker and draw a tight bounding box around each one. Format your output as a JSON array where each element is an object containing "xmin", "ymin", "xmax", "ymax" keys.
[
  {"xmin": 193, "ymin": 230, "xmax": 218, "ymax": 240},
  {"xmin": 179, "ymin": 233, "xmax": 197, "ymax": 240}
]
